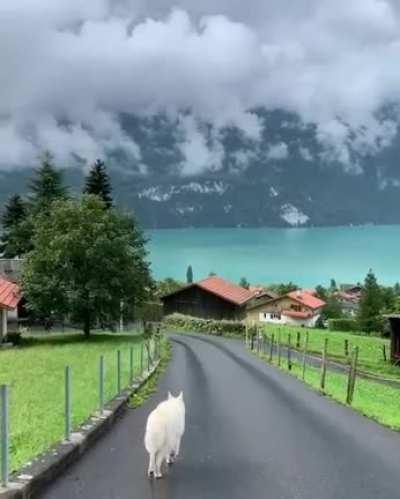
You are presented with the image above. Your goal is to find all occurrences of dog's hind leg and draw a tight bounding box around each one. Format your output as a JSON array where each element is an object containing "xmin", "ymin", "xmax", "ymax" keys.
[
  {"xmin": 148, "ymin": 453, "xmax": 156, "ymax": 478},
  {"xmin": 155, "ymin": 451, "xmax": 164, "ymax": 478}
]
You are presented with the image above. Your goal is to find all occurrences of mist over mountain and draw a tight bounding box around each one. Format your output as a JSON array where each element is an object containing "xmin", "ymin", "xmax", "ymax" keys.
[
  {"xmin": 1, "ymin": 109, "xmax": 400, "ymax": 228},
  {"xmin": 2, "ymin": 1, "xmax": 400, "ymax": 227}
]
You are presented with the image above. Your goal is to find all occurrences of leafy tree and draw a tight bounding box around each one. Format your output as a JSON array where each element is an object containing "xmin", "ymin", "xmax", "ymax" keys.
[
  {"xmin": 329, "ymin": 278, "xmax": 337, "ymax": 292},
  {"xmin": 315, "ymin": 285, "xmax": 328, "ymax": 301},
  {"xmin": 22, "ymin": 195, "xmax": 152, "ymax": 337},
  {"xmin": 322, "ymin": 297, "xmax": 343, "ymax": 320},
  {"xmin": 154, "ymin": 278, "xmax": 183, "ymax": 298},
  {"xmin": 239, "ymin": 277, "xmax": 250, "ymax": 289},
  {"xmin": 186, "ymin": 265, "xmax": 193, "ymax": 284},
  {"xmin": 83, "ymin": 159, "xmax": 113, "ymax": 208},
  {"xmin": 209, "ymin": 271, "xmax": 217, "ymax": 277},
  {"xmin": 394, "ymin": 282, "xmax": 400, "ymax": 296},
  {"xmin": 357, "ymin": 270, "xmax": 384, "ymax": 333},
  {"xmin": 0, "ymin": 195, "xmax": 28, "ymax": 257},
  {"xmin": 29, "ymin": 151, "xmax": 67, "ymax": 213},
  {"xmin": 269, "ymin": 282, "xmax": 299, "ymax": 296}
]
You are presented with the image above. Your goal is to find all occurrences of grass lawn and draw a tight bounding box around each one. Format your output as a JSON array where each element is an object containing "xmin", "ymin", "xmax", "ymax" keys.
[
  {"xmin": 0, "ymin": 332, "xmax": 147, "ymax": 472},
  {"xmin": 261, "ymin": 324, "xmax": 396, "ymax": 379},
  {"xmin": 258, "ymin": 352, "xmax": 400, "ymax": 431}
]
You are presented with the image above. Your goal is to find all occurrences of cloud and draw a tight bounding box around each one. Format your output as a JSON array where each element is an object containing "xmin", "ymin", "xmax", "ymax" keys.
[
  {"xmin": 267, "ymin": 142, "xmax": 289, "ymax": 161},
  {"xmin": 1, "ymin": 0, "xmax": 400, "ymax": 171}
]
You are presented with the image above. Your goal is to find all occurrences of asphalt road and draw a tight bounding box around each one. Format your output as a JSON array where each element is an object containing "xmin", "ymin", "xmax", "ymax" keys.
[{"xmin": 39, "ymin": 333, "xmax": 400, "ymax": 499}]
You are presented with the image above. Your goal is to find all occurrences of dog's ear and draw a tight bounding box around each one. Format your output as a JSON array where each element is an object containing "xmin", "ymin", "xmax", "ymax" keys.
[
  {"xmin": 168, "ymin": 391, "xmax": 172, "ymax": 399},
  {"xmin": 178, "ymin": 391, "xmax": 183, "ymax": 400}
]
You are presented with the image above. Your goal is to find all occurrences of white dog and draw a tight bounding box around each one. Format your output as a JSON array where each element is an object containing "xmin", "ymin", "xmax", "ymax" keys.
[{"xmin": 144, "ymin": 391, "xmax": 185, "ymax": 478}]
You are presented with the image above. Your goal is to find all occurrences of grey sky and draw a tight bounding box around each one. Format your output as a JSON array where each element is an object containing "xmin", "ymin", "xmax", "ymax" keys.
[{"xmin": 1, "ymin": 0, "xmax": 399, "ymax": 172}]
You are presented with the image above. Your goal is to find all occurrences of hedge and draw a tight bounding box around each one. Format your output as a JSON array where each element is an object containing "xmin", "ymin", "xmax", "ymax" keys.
[
  {"xmin": 163, "ymin": 313, "xmax": 246, "ymax": 336},
  {"xmin": 328, "ymin": 318, "xmax": 362, "ymax": 332}
]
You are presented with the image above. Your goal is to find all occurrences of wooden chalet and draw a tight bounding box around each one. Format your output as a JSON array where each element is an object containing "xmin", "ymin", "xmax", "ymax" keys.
[
  {"xmin": 0, "ymin": 277, "xmax": 22, "ymax": 342},
  {"xmin": 161, "ymin": 276, "xmax": 258, "ymax": 321}
]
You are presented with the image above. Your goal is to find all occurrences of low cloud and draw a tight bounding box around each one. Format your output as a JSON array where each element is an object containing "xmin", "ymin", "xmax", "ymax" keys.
[{"xmin": 1, "ymin": 0, "xmax": 400, "ymax": 171}]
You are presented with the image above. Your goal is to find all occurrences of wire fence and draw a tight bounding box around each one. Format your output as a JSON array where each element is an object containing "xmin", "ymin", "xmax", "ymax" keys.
[
  {"xmin": 245, "ymin": 326, "xmax": 400, "ymax": 408},
  {"xmin": 0, "ymin": 336, "xmax": 161, "ymax": 487}
]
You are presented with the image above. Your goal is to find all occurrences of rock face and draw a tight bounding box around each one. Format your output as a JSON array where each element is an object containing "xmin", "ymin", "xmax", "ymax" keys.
[{"xmin": 1, "ymin": 110, "xmax": 400, "ymax": 229}]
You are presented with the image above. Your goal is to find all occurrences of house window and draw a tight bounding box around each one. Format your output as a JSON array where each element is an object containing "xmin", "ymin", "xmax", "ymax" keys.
[
  {"xmin": 271, "ymin": 312, "xmax": 281, "ymax": 320},
  {"xmin": 291, "ymin": 304, "xmax": 301, "ymax": 311}
]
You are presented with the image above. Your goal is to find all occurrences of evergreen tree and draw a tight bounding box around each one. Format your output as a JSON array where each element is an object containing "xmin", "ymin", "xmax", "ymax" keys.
[
  {"xmin": 329, "ymin": 278, "xmax": 337, "ymax": 292},
  {"xmin": 0, "ymin": 195, "xmax": 28, "ymax": 257},
  {"xmin": 358, "ymin": 269, "xmax": 384, "ymax": 333},
  {"xmin": 209, "ymin": 271, "xmax": 217, "ymax": 277},
  {"xmin": 239, "ymin": 277, "xmax": 250, "ymax": 289},
  {"xmin": 83, "ymin": 159, "xmax": 113, "ymax": 208},
  {"xmin": 29, "ymin": 151, "xmax": 67, "ymax": 213},
  {"xmin": 186, "ymin": 265, "xmax": 193, "ymax": 284}
]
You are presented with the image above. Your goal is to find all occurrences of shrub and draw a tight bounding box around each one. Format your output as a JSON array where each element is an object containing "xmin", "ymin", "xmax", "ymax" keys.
[
  {"xmin": 5, "ymin": 332, "xmax": 22, "ymax": 346},
  {"xmin": 328, "ymin": 318, "xmax": 361, "ymax": 332},
  {"xmin": 163, "ymin": 313, "xmax": 245, "ymax": 336}
]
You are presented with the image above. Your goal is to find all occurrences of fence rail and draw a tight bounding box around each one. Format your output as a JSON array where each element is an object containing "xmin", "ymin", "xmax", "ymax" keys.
[{"xmin": 0, "ymin": 336, "xmax": 161, "ymax": 488}]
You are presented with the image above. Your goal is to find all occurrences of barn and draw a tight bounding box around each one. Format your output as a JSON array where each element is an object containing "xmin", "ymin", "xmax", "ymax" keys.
[
  {"xmin": 385, "ymin": 315, "xmax": 400, "ymax": 364},
  {"xmin": 161, "ymin": 276, "xmax": 257, "ymax": 321},
  {"xmin": 0, "ymin": 277, "xmax": 22, "ymax": 342}
]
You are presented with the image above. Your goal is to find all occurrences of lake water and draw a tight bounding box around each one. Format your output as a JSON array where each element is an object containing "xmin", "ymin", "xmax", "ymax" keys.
[{"xmin": 146, "ymin": 225, "xmax": 400, "ymax": 287}]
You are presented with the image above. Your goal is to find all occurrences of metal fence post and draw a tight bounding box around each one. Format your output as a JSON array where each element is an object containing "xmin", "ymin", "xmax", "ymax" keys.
[
  {"xmin": 277, "ymin": 331, "xmax": 281, "ymax": 367},
  {"xmin": 1, "ymin": 385, "xmax": 9, "ymax": 488},
  {"xmin": 117, "ymin": 350, "xmax": 121, "ymax": 395},
  {"xmin": 320, "ymin": 338, "xmax": 328, "ymax": 391},
  {"xmin": 65, "ymin": 366, "xmax": 71, "ymax": 441},
  {"xmin": 129, "ymin": 347, "xmax": 134, "ymax": 385},
  {"xmin": 99, "ymin": 356, "xmax": 104, "ymax": 415},
  {"xmin": 349, "ymin": 346, "xmax": 359, "ymax": 404},
  {"xmin": 287, "ymin": 333, "xmax": 292, "ymax": 370},
  {"xmin": 269, "ymin": 333, "xmax": 274, "ymax": 362},
  {"xmin": 302, "ymin": 332, "xmax": 309, "ymax": 380}
]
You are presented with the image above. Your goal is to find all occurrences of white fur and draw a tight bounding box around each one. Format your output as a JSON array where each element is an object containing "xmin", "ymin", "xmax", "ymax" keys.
[{"xmin": 144, "ymin": 392, "xmax": 185, "ymax": 478}]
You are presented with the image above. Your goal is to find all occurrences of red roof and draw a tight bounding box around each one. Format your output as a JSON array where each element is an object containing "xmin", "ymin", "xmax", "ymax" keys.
[
  {"xmin": 0, "ymin": 277, "xmax": 22, "ymax": 310},
  {"xmin": 282, "ymin": 310, "xmax": 313, "ymax": 319},
  {"xmin": 197, "ymin": 276, "xmax": 256, "ymax": 306},
  {"xmin": 287, "ymin": 290, "xmax": 326, "ymax": 310}
]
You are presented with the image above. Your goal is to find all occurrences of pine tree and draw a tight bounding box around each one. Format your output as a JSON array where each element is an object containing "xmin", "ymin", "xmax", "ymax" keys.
[
  {"xmin": 186, "ymin": 265, "xmax": 193, "ymax": 283},
  {"xmin": 239, "ymin": 277, "xmax": 250, "ymax": 289},
  {"xmin": 358, "ymin": 269, "xmax": 384, "ymax": 333},
  {"xmin": 29, "ymin": 151, "xmax": 67, "ymax": 213},
  {"xmin": 0, "ymin": 195, "xmax": 28, "ymax": 257},
  {"xmin": 329, "ymin": 278, "xmax": 337, "ymax": 292},
  {"xmin": 83, "ymin": 159, "xmax": 113, "ymax": 208}
]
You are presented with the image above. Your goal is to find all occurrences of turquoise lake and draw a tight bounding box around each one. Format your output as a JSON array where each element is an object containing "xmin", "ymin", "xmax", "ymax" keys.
[{"xmin": 146, "ymin": 225, "xmax": 400, "ymax": 287}]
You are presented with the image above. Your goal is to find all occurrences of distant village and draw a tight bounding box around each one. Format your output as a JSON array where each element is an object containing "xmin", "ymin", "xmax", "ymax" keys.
[{"xmin": 160, "ymin": 274, "xmax": 362, "ymax": 329}]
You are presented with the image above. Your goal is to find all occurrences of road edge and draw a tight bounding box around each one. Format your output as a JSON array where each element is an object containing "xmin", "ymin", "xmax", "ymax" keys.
[{"xmin": 0, "ymin": 361, "xmax": 160, "ymax": 499}]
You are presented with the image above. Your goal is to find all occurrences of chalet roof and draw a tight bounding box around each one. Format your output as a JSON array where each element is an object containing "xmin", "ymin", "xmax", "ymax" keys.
[
  {"xmin": 287, "ymin": 290, "xmax": 326, "ymax": 310},
  {"xmin": 0, "ymin": 277, "xmax": 22, "ymax": 310},
  {"xmin": 247, "ymin": 289, "xmax": 326, "ymax": 311},
  {"xmin": 161, "ymin": 276, "xmax": 257, "ymax": 307}
]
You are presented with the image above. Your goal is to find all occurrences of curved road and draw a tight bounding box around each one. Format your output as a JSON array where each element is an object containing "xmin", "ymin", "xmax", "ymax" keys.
[{"xmin": 40, "ymin": 333, "xmax": 400, "ymax": 499}]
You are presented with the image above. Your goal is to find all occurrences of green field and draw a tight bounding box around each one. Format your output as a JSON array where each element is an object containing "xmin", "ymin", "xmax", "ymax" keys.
[
  {"xmin": 0, "ymin": 332, "xmax": 147, "ymax": 471},
  {"xmin": 257, "ymin": 351, "xmax": 400, "ymax": 431},
  {"xmin": 261, "ymin": 324, "xmax": 396, "ymax": 378}
]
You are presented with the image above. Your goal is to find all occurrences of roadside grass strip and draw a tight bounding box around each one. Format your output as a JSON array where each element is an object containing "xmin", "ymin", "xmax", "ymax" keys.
[
  {"xmin": 258, "ymin": 352, "xmax": 400, "ymax": 431},
  {"xmin": 0, "ymin": 333, "xmax": 144, "ymax": 471},
  {"xmin": 263, "ymin": 325, "xmax": 395, "ymax": 378}
]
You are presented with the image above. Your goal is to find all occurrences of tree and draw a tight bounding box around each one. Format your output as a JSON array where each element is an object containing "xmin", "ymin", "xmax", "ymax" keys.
[
  {"xmin": 0, "ymin": 195, "xmax": 28, "ymax": 257},
  {"xmin": 22, "ymin": 195, "xmax": 153, "ymax": 337},
  {"xmin": 315, "ymin": 285, "xmax": 328, "ymax": 301},
  {"xmin": 329, "ymin": 279, "xmax": 337, "ymax": 292},
  {"xmin": 357, "ymin": 270, "xmax": 384, "ymax": 333},
  {"xmin": 269, "ymin": 282, "xmax": 299, "ymax": 296},
  {"xmin": 186, "ymin": 265, "xmax": 193, "ymax": 284},
  {"xmin": 209, "ymin": 271, "xmax": 217, "ymax": 277},
  {"xmin": 239, "ymin": 277, "xmax": 250, "ymax": 289},
  {"xmin": 155, "ymin": 278, "xmax": 183, "ymax": 298},
  {"xmin": 83, "ymin": 159, "xmax": 113, "ymax": 208},
  {"xmin": 29, "ymin": 151, "xmax": 67, "ymax": 213}
]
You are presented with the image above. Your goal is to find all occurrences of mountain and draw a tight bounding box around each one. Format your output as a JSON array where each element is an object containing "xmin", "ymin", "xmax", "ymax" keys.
[{"xmin": 1, "ymin": 110, "xmax": 400, "ymax": 229}]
